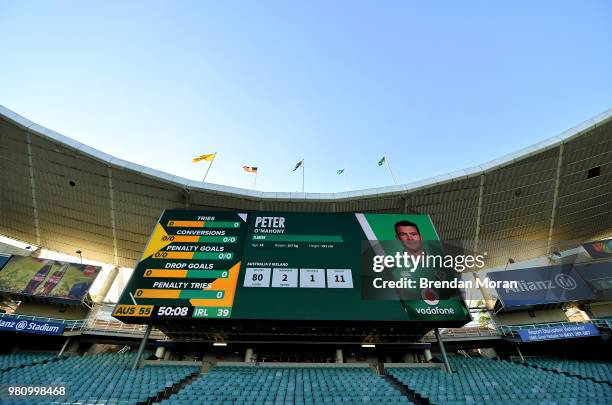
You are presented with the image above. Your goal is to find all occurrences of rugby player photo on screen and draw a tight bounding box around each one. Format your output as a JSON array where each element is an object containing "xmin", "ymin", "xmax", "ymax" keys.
[{"xmin": 395, "ymin": 220, "xmax": 424, "ymax": 256}]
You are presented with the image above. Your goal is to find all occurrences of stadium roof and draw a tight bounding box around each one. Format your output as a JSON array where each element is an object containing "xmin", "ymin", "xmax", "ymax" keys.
[{"xmin": 1, "ymin": 104, "xmax": 611, "ymax": 268}]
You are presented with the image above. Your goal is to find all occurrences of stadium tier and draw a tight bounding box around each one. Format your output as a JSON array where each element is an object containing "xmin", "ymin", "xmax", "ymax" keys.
[
  {"xmin": 160, "ymin": 366, "xmax": 412, "ymax": 405},
  {"xmin": 1, "ymin": 353, "xmax": 612, "ymax": 404},
  {"xmin": 387, "ymin": 357, "xmax": 612, "ymax": 405},
  {"xmin": 523, "ymin": 356, "xmax": 612, "ymax": 383},
  {"xmin": 0, "ymin": 105, "xmax": 611, "ymax": 405},
  {"xmin": 0, "ymin": 352, "xmax": 55, "ymax": 371},
  {"xmin": 0, "ymin": 352, "xmax": 198, "ymax": 405}
]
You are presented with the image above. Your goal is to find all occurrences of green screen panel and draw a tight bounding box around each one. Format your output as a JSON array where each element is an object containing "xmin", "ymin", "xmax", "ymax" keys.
[{"xmin": 113, "ymin": 210, "xmax": 469, "ymax": 323}]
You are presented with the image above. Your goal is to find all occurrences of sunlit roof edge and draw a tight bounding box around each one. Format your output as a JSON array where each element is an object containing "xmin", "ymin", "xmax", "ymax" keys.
[{"xmin": 1, "ymin": 104, "xmax": 611, "ymax": 202}]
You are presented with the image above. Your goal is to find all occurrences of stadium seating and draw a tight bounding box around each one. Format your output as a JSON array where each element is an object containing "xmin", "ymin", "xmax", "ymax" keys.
[
  {"xmin": 0, "ymin": 352, "xmax": 198, "ymax": 405},
  {"xmin": 388, "ymin": 357, "xmax": 612, "ymax": 405},
  {"xmin": 0, "ymin": 352, "xmax": 56, "ymax": 371},
  {"xmin": 524, "ymin": 356, "xmax": 612, "ymax": 383},
  {"xmin": 160, "ymin": 366, "xmax": 412, "ymax": 405},
  {"xmin": 2, "ymin": 353, "xmax": 611, "ymax": 404}
]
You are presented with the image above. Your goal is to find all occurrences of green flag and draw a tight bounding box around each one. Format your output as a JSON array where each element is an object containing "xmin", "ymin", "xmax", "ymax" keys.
[
  {"xmin": 378, "ymin": 156, "xmax": 386, "ymax": 166},
  {"xmin": 337, "ymin": 169, "xmax": 344, "ymax": 175}
]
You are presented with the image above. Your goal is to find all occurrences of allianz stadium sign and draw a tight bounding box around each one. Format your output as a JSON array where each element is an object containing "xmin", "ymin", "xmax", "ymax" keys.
[
  {"xmin": 0, "ymin": 316, "xmax": 65, "ymax": 336},
  {"xmin": 488, "ymin": 264, "xmax": 595, "ymax": 309}
]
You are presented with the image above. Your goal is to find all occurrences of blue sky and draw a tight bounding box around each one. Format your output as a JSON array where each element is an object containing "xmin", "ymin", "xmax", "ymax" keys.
[{"xmin": 1, "ymin": 1, "xmax": 611, "ymax": 193}]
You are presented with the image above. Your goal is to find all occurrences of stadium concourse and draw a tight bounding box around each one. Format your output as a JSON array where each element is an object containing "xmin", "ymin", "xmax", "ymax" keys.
[{"xmin": 0, "ymin": 104, "xmax": 610, "ymax": 405}]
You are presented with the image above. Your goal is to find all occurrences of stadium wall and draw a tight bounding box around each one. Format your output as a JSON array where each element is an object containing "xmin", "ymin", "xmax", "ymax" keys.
[
  {"xmin": 14, "ymin": 301, "xmax": 90, "ymax": 320},
  {"xmin": 493, "ymin": 308, "xmax": 568, "ymax": 326},
  {"xmin": 589, "ymin": 302, "xmax": 612, "ymax": 318}
]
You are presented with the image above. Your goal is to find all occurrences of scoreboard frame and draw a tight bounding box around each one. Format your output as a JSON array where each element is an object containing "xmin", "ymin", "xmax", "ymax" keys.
[{"xmin": 112, "ymin": 210, "xmax": 471, "ymax": 330}]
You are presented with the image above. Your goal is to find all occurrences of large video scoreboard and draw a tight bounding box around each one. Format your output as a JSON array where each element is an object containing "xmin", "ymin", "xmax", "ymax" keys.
[{"xmin": 113, "ymin": 210, "xmax": 469, "ymax": 323}]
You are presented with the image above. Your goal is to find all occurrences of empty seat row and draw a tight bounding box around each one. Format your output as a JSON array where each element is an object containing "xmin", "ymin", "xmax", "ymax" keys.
[
  {"xmin": 0, "ymin": 352, "xmax": 198, "ymax": 405},
  {"xmin": 160, "ymin": 366, "xmax": 412, "ymax": 405},
  {"xmin": 388, "ymin": 357, "xmax": 612, "ymax": 405},
  {"xmin": 524, "ymin": 357, "xmax": 612, "ymax": 383},
  {"xmin": 0, "ymin": 352, "xmax": 55, "ymax": 370}
]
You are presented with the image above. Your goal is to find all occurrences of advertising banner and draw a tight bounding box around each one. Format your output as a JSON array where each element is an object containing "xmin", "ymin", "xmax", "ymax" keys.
[
  {"xmin": 518, "ymin": 323, "xmax": 600, "ymax": 342},
  {"xmin": 574, "ymin": 262, "xmax": 612, "ymax": 300},
  {"xmin": 488, "ymin": 264, "xmax": 595, "ymax": 308},
  {"xmin": 0, "ymin": 316, "xmax": 65, "ymax": 336},
  {"xmin": 582, "ymin": 239, "xmax": 612, "ymax": 259}
]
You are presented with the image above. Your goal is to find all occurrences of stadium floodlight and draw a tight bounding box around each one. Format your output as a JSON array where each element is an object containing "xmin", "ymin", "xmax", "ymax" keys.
[
  {"xmin": 361, "ymin": 344, "xmax": 376, "ymax": 348},
  {"xmin": 213, "ymin": 342, "xmax": 227, "ymax": 346}
]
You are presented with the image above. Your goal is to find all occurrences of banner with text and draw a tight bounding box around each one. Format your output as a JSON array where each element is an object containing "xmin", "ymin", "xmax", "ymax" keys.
[
  {"xmin": 488, "ymin": 264, "xmax": 595, "ymax": 309},
  {"xmin": 0, "ymin": 316, "xmax": 65, "ymax": 336},
  {"xmin": 518, "ymin": 323, "xmax": 600, "ymax": 342}
]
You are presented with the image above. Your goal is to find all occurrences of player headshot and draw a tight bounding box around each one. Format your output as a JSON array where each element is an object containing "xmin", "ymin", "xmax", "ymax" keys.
[{"xmin": 394, "ymin": 220, "xmax": 423, "ymax": 255}]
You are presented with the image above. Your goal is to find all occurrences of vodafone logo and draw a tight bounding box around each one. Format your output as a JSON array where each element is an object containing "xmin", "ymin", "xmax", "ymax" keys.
[{"xmin": 421, "ymin": 288, "xmax": 439, "ymax": 306}]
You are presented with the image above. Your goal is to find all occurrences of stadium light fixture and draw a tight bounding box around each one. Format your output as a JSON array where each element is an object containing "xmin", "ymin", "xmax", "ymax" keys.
[
  {"xmin": 361, "ymin": 344, "xmax": 376, "ymax": 348},
  {"xmin": 213, "ymin": 342, "xmax": 227, "ymax": 346}
]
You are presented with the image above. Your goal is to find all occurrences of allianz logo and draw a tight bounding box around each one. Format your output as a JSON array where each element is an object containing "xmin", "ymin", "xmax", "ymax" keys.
[{"xmin": 505, "ymin": 274, "xmax": 577, "ymax": 293}]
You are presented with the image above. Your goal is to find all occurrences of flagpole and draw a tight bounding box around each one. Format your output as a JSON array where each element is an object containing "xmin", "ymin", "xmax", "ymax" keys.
[
  {"xmin": 202, "ymin": 153, "xmax": 216, "ymax": 182},
  {"xmin": 343, "ymin": 172, "xmax": 348, "ymax": 191},
  {"xmin": 253, "ymin": 171, "xmax": 258, "ymax": 190},
  {"xmin": 385, "ymin": 156, "xmax": 397, "ymax": 185},
  {"xmin": 302, "ymin": 159, "xmax": 305, "ymax": 193}
]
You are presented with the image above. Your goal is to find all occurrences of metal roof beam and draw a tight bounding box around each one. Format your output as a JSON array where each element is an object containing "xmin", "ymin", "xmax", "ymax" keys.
[
  {"xmin": 547, "ymin": 144, "xmax": 563, "ymax": 254},
  {"xmin": 26, "ymin": 131, "xmax": 41, "ymax": 246}
]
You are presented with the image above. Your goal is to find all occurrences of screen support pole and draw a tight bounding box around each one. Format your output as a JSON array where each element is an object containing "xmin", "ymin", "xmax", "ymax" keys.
[
  {"xmin": 58, "ymin": 337, "xmax": 71, "ymax": 358},
  {"xmin": 131, "ymin": 324, "xmax": 153, "ymax": 371},
  {"xmin": 435, "ymin": 328, "xmax": 452, "ymax": 373},
  {"xmin": 515, "ymin": 344, "xmax": 525, "ymax": 363}
]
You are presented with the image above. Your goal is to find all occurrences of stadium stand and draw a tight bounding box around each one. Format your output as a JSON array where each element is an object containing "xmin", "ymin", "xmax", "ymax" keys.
[
  {"xmin": 0, "ymin": 352, "xmax": 56, "ymax": 371},
  {"xmin": 523, "ymin": 356, "xmax": 612, "ymax": 384},
  {"xmin": 0, "ymin": 107, "xmax": 611, "ymax": 405},
  {"xmin": 0, "ymin": 352, "xmax": 199, "ymax": 405},
  {"xmin": 160, "ymin": 365, "xmax": 412, "ymax": 405},
  {"xmin": 387, "ymin": 357, "xmax": 612, "ymax": 405}
]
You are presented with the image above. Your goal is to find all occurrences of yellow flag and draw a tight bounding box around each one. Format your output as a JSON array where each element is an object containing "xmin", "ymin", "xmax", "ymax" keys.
[{"xmin": 192, "ymin": 153, "xmax": 216, "ymax": 163}]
